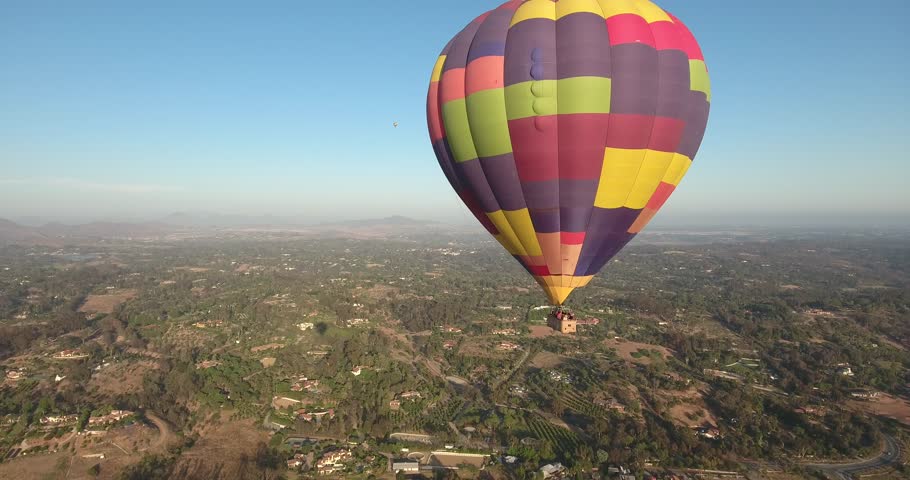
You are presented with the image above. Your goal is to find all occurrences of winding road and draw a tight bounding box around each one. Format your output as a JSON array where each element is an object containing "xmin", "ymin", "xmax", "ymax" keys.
[{"xmin": 801, "ymin": 434, "xmax": 901, "ymax": 480}]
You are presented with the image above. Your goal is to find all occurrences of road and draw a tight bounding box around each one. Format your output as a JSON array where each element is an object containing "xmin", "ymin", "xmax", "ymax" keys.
[
  {"xmin": 144, "ymin": 411, "xmax": 175, "ymax": 451},
  {"xmin": 801, "ymin": 435, "xmax": 901, "ymax": 480}
]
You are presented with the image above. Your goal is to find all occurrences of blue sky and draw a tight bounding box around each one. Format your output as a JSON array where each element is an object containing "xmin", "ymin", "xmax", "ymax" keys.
[{"xmin": 1, "ymin": 0, "xmax": 908, "ymax": 225}]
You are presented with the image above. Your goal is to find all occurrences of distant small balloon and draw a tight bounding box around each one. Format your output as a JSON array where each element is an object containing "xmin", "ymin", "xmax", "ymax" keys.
[{"xmin": 393, "ymin": 122, "xmax": 399, "ymax": 128}]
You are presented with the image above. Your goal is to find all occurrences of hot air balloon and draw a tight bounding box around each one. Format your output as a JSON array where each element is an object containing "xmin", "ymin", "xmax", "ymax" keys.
[{"xmin": 427, "ymin": 0, "xmax": 710, "ymax": 306}]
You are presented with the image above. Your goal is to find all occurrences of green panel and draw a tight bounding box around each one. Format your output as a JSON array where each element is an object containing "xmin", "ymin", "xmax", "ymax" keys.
[
  {"xmin": 689, "ymin": 60, "xmax": 711, "ymax": 102},
  {"xmin": 505, "ymin": 80, "xmax": 557, "ymax": 120},
  {"xmin": 557, "ymin": 76, "xmax": 612, "ymax": 114},
  {"xmin": 465, "ymin": 88, "xmax": 513, "ymax": 158},
  {"xmin": 441, "ymin": 99, "xmax": 479, "ymax": 163}
]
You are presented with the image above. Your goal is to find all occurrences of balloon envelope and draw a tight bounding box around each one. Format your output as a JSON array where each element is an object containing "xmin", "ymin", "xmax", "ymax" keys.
[{"xmin": 427, "ymin": 0, "xmax": 710, "ymax": 305}]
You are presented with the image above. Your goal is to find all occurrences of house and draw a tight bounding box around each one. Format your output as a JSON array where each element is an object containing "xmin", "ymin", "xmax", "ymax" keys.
[
  {"xmin": 389, "ymin": 400, "xmax": 401, "ymax": 411},
  {"xmin": 351, "ymin": 366, "xmax": 363, "ymax": 376},
  {"xmin": 316, "ymin": 449, "xmax": 353, "ymax": 475},
  {"xmin": 851, "ymin": 390, "xmax": 880, "ymax": 400},
  {"xmin": 298, "ymin": 322, "xmax": 314, "ymax": 331},
  {"xmin": 576, "ymin": 317, "xmax": 600, "ymax": 326},
  {"xmin": 443, "ymin": 340, "xmax": 457, "ymax": 350},
  {"xmin": 287, "ymin": 458, "xmax": 303, "ymax": 469},
  {"xmin": 540, "ymin": 462, "xmax": 566, "ymax": 478},
  {"xmin": 498, "ymin": 342, "xmax": 520, "ymax": 351},
  {"xmin": 696, "ymin": 426, "xmax": 721, "ymax": 440},
  {"xmin": 5, "ymin": 370, "xmax": 24, "ymax": 381},
  {"xmin": 837, "ymin": 366, "xmax": 855, "ymax": 377},
  {"xmin": 88, "ymin": 410, "xmax": 133, "ymax": 426},
  {"xmin": 442, "ymin": 326, "xmax": 462, "ymax": 333},
  {"xmin": 40, "ymin": 414, "xmax": 79, "ymax": 425},
  {"xmin": 392, "ymin": 460, "xmax": 420, "ymax": 473},
  {"xmin": 399, "ymin": 391, "xmax": 422, "ymax": 400},
  {"xmin": 492, "ymin": 328, "xmax": 518, "ymax": 336},
  {"xmin": 53, "ymin": 349, "xmax": 87, "ymax": 359}
]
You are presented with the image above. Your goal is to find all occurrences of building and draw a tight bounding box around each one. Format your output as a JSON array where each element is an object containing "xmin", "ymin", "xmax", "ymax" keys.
[
  {"xmin": 389, "ymin": 400, "xmax": 401, "ymax": 411},
  {"xmin": 392, "ymin": 460, "xmax": 420, "ymax": 474},
  {"xmin": 547, "ymin": 310, "xmax": 576, "ymax": 334},
  {"xmin": 540, "ymin": 462, "xmax": 566, "ymax": 478}
]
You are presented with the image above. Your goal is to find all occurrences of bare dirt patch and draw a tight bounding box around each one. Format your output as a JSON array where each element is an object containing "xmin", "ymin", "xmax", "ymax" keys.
[
  {"xmin": 79, "ymin": 289, "xmax": 138, "ymax": 315},
  {"xmin": 363, "ymin": 284, "xmax": 400, "ymax": 300},
  {"xmin": 849, "ymin": 393, "xmax": 910, "ymax": 426},
  {"xmin": 175, "ymin": 267, "xmax": 210, "ymax": 273},
  {"xmin": 604, "ymin": 338, "xmax": 673, "ymax": 364},
  {"xmin": 669, "ymin": 403, "xmax": 717, "ymax": 428},
  {"xmin": 88, "ymin": 360, "xmax": 159, "ymax": 397},
  {"xmin": 529, "ymin": 325, "xmax": 555, "ymax": 338},
  {"xmin": 530, "ymin": 351, "xmax": 565, "ymax": 369},
  {"xmin": 0, "ymin": 422, "xmax": 160, "ymax": 480},
  {"xmin": 172, "ymin": 418, "xmax": 270, "ymax": 479}
]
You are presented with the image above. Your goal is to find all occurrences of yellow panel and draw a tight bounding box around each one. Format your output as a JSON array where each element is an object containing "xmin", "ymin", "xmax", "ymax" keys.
[
  {"xmin": 556, "ymin": 0, "xmax": 605, "ymax": 19},
  {"xmin": 661, "ymin": 154, "xmax": 692, "ymax": 186},
  {"xmin": 571, "ymin": 276, "xmax": 594, "ymax": 288},
  {"xmin": 596, "ymin": 0, "xmax": 670, "ymax": 22},
  {"xmin": 594, "ymin": 148, "xmax": 646, "ymax": 209},
  {"xmin": 510, "ymin": 0, "xmax": 556, "ymax": 26},
  {"xmin": 493, "ymin": 234, "xmax": 520, "ymax": 256},
  {"xmin": 431, "ymin": 55, "xmax": 446, "ymax": 83},
  {"xmin": 625, "ymin": 150, "xmax": 674, "ymax": 209},
  {"xmin": 634, "ymin": 0, "xmax": 672, "ymax": 23},
  {"xmin": 488, "ymin": 211, "xmax": 527, "ymax": 256},
  {"xmin": 690, "ymin": 59, "xmax": 711, "ymax": 101},
  {"xmin": 503, "ymin": 209, "xmax": 543, "ymax": 257}
]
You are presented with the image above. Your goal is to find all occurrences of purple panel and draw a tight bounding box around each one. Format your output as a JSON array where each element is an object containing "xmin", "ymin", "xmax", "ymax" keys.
[
  {"xmin": 655, "ymin": 50, "xmax": 690, "ymax": 119},
  {"xmin": 467, "ymin": 8, "xmax": 512, "ymax": 62},
  {"xmin": 454, "ymin": 159, "xmax": 500, "ymax": 213},
  {"xmin": 504, "ymin": 18, "xmax": 557, "ymax": 86},
  {"xmin": 529, "ymin": 208, "xmax": 560, "ymax": 233},
  {"xmin": 560, "ymin": 206, "xmax": 593, "ymax": 233},
  {"xmin": 574, "ymin": 207, "xmax": 640, "ymax": 275},
  {"xmin": 433, "ymin": 139, "xmax": 462, "ymax": 192},
  {"xmin": 444, "ymin": 19, "xmax": 484, "ymax": 72},
  {"xmin": 678, "ymin": 92, "xmax": 710, "ymax": 159},
  {"xmin": 480, "ymin": 153, "xmax": 526, "ymax": 211},
  {"xmin": 559, "ymin": 179, "xmax": 598, "ymax": 207},
  {"xmin": 609, "ymin": 43, "xmax": 659, "ymax": 115},
  {"xmin": 576, "ymin": 233, "xmax": 636, "ymax": 276},
  {"xmin": 555, "ymin": 13, "xmax": 611, "ymax": 79},
  {"xmin": 521, "ymin": 180, "xmax": 559, "ymax": 209}
]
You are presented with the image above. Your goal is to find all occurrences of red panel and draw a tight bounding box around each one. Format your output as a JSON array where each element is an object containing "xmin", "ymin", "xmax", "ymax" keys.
[
  {"xmin": 465, "ymin": 56, "xmax": 505, "ymax": 96},
  {"xmin": 650, "ymin": 20, "xmax": 684, "ymax": 52},
  {"xmin": 647, "ymin": 117, "xmax": 685, "ymax": 152},
  {"xmin": 666, "ymin": 13, "xmax": 704, "ymax": 60},
  {"xmin": 606, "ymin": 14, "xmax": 656, "ymax": 48},
  {"xmin": 605, "ymin": 114, "xmax": 652, "ymax": 150},
  {"xmin": 427, "ymin": 82, "xmax": 445, "ymax": 141},
  {"xmin": 508, "ymin": 116, "xmax": 559, "ymax": 182},
  {"xmin": 557, "ymin": 114, "xmax": 611, "ymax": 180},
  {"xmin": 440, "ymin": 68, "xmax": 466, "ymax": 104},
  {"xmin": 527, "ymin": 264, "xmax": 551, "ymax": 276},
  {"xmin": 560, "ymin": 231, "xmax": 586, "ymax": 245},
  {"xmin": 646, "ymin": 182, "xmax": 676, "ymax": 210}
]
